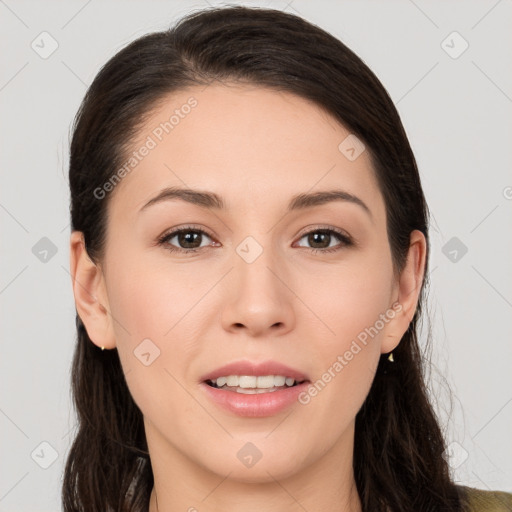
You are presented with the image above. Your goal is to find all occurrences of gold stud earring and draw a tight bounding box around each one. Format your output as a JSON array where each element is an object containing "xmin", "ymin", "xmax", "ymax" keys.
[
  {"xmin": 101, "ymin": 346, "xmax": 105, "ymax": 351},
  {"xmin": 387, "ymin": 352, "xmax": 394, "ymax": 362}
]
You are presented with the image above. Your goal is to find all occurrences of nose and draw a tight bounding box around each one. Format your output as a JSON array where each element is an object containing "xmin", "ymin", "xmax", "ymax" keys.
[{"xmin": 220, "ymin": 242, "xmax": 296, "ymax": 337}]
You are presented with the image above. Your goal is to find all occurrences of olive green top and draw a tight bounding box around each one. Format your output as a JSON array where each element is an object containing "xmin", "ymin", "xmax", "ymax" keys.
[{"xmin": 458, "ymin": 485, "xmax": 512, "ymax": 511}]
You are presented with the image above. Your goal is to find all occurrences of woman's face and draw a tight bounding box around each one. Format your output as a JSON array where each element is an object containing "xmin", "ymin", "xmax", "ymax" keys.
[{"xmin": 74, "ymin": 83, "xmax": 423, "ymax": 483}]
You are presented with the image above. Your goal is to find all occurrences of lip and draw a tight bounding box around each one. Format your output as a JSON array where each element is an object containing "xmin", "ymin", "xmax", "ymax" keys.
[
  {"xmin": 199, "ymin": 360, "xmax": 309, "ymax": 383},
  {"xmin": 200, "ymin": 380, "xmax": 310, "ymax": 417},
  {"xmin": 199, "ymin": 360, "xmax": 310, "ymax": 418}
]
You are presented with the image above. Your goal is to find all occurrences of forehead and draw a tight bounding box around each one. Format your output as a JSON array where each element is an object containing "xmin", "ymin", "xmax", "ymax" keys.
[{"xmin": 108, "ymin": 83, "xmax": 384, "ymax": 220}]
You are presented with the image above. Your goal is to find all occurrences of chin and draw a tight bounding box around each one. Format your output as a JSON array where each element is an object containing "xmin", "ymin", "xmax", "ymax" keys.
[{"xmin": 200, "ymin": 445, "xmax": 305, "ymax": 484}]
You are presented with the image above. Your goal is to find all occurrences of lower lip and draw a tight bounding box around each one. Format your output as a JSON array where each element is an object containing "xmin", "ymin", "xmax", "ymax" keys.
[{"xmin": 200, "ymin": 381, "xmax": 310, "ymax": 417}]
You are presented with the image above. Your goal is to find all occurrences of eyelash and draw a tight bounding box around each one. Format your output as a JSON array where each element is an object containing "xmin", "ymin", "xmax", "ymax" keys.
[{"xmin": 157, "ymin": 224, "xmax": 354, "ymax": 255}]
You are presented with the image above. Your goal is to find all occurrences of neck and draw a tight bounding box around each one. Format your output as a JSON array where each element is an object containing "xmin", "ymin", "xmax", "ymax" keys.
[{"xmin": 146, "ymin": 420, "xmax": 362, "ymax": 512}]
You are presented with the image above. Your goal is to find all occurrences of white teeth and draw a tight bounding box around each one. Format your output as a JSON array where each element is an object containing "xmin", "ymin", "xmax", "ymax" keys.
[
  {"xmin": 257, "ymin": 375, "xmax": 274, "ymax": 388},
  {"xmin": 226, "ymin": 375, "xmax": 238, "ymax": 387},
  {"xmin": 239, "ymin": 376, "xmax": 257, "ymax": 388},
  {"xmin": 273, "ymin": 375, "xmax": 286, "ymax": 386},
  {"xmin": 210, "ymin": 375, "xmax": 299, "ymax": 389},
  {"xmin": 235, "ymin": 387, "xmax": 280, "ymax": 394}
]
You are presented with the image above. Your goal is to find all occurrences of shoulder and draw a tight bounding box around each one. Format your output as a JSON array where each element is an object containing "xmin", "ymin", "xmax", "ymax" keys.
[{"xmin": 456, "ymin": 485, "xmax": 512, "ymax": 511}]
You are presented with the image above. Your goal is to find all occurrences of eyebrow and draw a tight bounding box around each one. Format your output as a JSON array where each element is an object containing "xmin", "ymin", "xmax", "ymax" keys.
[{"xmin": 139, "ymin": 186, "xmax": 372, "ymax": 219}]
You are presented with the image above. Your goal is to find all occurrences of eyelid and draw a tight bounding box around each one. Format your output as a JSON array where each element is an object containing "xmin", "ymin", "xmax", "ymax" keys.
[
  {"xmin": 157, "ymin": 223, "xmax": 354, "ymax": 254},
  {"xmin": 295, "ymin": 224, "xmax": 351, "ymax": 240},
  {"xmin": 294, "ymin": 225, "xmax": 354, "ymax": 250},
  {"xmin": 156, "ymin": 224, "xmax": 218, "ymax": 253},
  {"xmin": 158, "ymin": 224, "xmax": 216, "ymax": 241}
]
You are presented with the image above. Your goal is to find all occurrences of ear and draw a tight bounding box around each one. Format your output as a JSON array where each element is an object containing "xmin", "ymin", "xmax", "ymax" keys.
[
  {"xmin": 381, "ymin": 229, "xmax": 427, "ymax": 354},
  {"xmin": 69, "ymin": 231, "xmax": 116, "ymax": 350}
]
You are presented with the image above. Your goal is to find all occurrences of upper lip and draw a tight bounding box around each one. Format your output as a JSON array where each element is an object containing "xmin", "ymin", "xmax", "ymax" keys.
[{"xmin": 200, "ymin": 360, "xmax": 309, "ymax": 383}]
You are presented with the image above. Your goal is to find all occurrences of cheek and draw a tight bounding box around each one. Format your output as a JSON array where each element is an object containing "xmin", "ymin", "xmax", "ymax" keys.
[
  {"xmin": 105, "ymin": 249, "xmax": 202, "ymax": 342},
  {"xmin": 104, "ymin": 248, "xmax": 217, "ymax": 393},
  {"xmin": 301, "ymin": 244, "xmax": 395, "ymax": 351},
  {"xmin": 104, "ymin": 256, "xmax": 205, "ymax": 432},
  {"xmin": 293, "ymin": 247, "xmax": 393, "ymax": 429}
]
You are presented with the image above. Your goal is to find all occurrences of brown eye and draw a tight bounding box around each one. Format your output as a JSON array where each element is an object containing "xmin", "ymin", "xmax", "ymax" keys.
[
  {"xmin": 295, "ymin": 228, "xmax": 353, "ymax": 253},
  {"xmin": 158, "ymin": 227, "xmax": 215, "ymax": 254}
]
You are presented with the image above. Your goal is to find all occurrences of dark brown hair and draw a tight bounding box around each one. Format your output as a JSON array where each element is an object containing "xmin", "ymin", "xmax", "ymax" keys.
[{"xmin": 64, "ymin": 5, "xmax": 465, "ymax": 511}]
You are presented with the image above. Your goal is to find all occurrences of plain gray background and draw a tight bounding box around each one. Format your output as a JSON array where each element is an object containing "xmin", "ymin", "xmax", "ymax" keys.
[{"xmin": 1, "ymin": 0, "xmax": 511, "ymax": 510}]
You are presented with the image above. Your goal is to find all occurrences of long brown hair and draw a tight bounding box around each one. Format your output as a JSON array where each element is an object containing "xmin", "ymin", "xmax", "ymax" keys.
[{"xmin": 64, "ymin": 6, "xmax": 465, "ymax": 511}]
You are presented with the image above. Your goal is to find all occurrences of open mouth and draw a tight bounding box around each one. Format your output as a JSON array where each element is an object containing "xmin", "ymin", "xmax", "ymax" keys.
[
  {"xmin": 204, "ymin": 377, "xmax": 307, "ymax": 394},
  {"xmin": 200, "ymin": 373, "xmax": 311, "ymax": 416}
]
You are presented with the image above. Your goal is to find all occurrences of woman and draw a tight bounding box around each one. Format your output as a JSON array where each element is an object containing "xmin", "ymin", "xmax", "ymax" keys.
[{"xmin": 64, "ymin": 5, "xmax": 512, "ymax": 512}]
